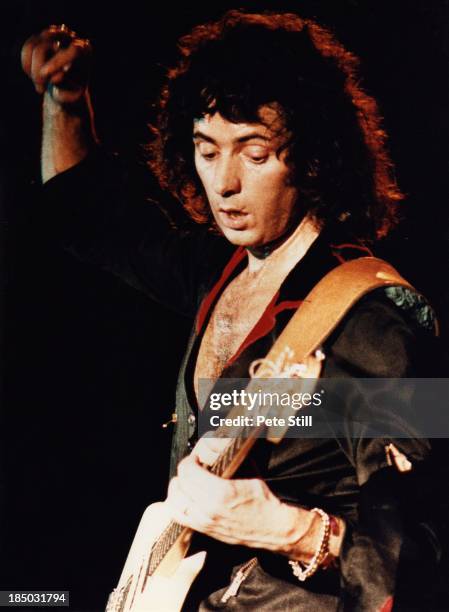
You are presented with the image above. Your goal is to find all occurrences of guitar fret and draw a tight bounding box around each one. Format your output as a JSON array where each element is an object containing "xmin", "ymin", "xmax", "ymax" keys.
[
  {"xmin": 212, "ymin": 456, "xmax": 224, "ymax": 477},
  {"xmin": 221, "ymin": 443, "xmax": 235, "ymax": 473},
  {"xmin": 144, "ymin": 423, "xmax": 262, "ymax": 577},
  {"xmin": 211, "ymin": 439, "xmax": 234, "ymax": 476},
  {"xmin": 147, "ymin": 520, "xmax": 185, "ymax": 576}
]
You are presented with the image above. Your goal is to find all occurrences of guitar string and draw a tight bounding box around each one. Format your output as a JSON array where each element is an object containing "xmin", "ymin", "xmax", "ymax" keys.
[
  {"xmin": 146, "ymin": 421, "xmax": 259, "ymax": 576},
  {"xmin": 146, "ymin": 434, "xmax": 243, "ymax": 575}
]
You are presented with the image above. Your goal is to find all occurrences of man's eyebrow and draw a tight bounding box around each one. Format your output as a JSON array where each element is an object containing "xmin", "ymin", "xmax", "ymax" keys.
[
  {"xmin": 192, "ymin": 131, "xmax": 216, "ymax": 144},
  {"xmin": 192, "ymin": 130, "xmax": 271, "ymax": 144}
]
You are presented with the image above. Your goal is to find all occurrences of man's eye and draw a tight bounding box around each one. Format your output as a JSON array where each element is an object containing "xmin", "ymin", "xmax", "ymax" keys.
[
  {"xmin": 244, "ymin": 146, "xmax": 269, "ymax": 164},
  {"xmin": 248, "ymin": 155, "xmax": 268, "ymax": 164},
  {"xmin": 197, "ymin": 144, "xmax": 218, "ymax": 160}
]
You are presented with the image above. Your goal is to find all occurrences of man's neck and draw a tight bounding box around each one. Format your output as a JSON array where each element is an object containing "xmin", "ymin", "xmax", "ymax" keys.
[{"xmin": 246, "ymin": 215, "xmax": 321, "ymax": 275}]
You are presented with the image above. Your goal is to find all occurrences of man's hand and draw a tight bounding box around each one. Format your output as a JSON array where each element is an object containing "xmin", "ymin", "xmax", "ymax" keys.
[
  {"xmin": 21, "ymin": 25, "xmax": 91, "ymax": 106},
  {"xmin": 21, "ymin": 25, "xmax": 96, "ymax": 182},
  {"xmin": 165, "ymin": 436, "xmax": 322, "ymax": 561}
]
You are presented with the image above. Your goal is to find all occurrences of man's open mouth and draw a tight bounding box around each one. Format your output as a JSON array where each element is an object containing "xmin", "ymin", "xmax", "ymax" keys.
[{"xmin": 218, "ymin": 209, "xmax": 249, "ymax": 230}]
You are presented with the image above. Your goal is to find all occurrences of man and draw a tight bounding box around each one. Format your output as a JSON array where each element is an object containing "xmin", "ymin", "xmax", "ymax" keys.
[{"xmin": 21, "ymin": 10, "xmax": 444, "ymax": 610}]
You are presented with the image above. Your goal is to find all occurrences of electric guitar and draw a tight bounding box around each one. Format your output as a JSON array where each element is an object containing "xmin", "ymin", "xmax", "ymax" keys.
[
  {"xmin": 105, "ymin": 350, "xmax": 323, "ymax": 612},
  {"xmin": 105, "ymin": 256, "xmax": 412, "ymax": 611}
]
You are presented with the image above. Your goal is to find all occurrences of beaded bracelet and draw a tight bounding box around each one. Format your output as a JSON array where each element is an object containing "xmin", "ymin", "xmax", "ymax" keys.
[{"xmin": 288, "ymin": 507, "xmax": 330, "ymax": 581}]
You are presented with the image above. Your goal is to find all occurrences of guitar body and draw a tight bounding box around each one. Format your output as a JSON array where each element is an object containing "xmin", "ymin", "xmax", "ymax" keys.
[
  {"xmin": 106, "ymin": 503, "xmax": 206, "ymax": 612},
  {"xmin": 105, "ymin": 259, "xmax": 398, "ymax": 610},
  {"xmin": 107, "ymin": 354, "xmax": 324, "ymax": 611}
]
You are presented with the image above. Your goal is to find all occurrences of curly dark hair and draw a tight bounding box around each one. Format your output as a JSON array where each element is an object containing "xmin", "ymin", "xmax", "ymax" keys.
[{"xmin": 148, "ymin": 9, "xmax": 403, "ymax": 241}]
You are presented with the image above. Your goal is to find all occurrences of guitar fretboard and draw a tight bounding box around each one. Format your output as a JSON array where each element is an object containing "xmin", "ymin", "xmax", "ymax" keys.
[{"xmin": 146, "ymin": 423, "xmax": 257, "ymax": 576}]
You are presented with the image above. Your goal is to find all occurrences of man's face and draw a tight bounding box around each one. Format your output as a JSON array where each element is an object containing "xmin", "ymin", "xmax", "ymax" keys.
[{"xmin": 193, "ymin": 106, "xmax": 299, "ymax": 247}]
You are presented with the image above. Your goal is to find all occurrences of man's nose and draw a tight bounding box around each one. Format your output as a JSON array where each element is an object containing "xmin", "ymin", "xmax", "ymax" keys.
[{"xmin": 213, "ymin": 156, "xmax": 241, "ymax": 198}]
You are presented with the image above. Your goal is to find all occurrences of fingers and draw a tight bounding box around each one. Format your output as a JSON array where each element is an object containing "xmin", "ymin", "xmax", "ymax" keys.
[
  {"xmin": 166, "ymin": 472, "xmax": 241, "ymax": 544},
  {"xmin": 29, "ymin": 37, "xmax": 55, "ymax": 93},
  {"xmin": 190, "ymin": 435, "xmax": 232, "ymax": 467},
  {"xmin": 40, "ymin": 40, "xmax": 90, "ymax": 83},
  {"xmin": 175, "ymin": 453, "xmax": 262, "ymax": 510},
  {"xmin": 21, "ymin": 34, "xmax": 39, "ymax": 77},
  {"xmin": 167, "ymin": 455, "xmax": 232, "ymax": 521},
  {"xmin": 166, "ymin": 473, "xmax": 213, "ymax": 531},
  {"xmin": 177, "ymin": 454, "xmax": 226, "ymax": 501},
  {"xmin": 166, "ymin": 468, "xmax": 273, "ymax": 546},
  {"xmin": 166, "ymin": 454, "xmax": 288, "ymax": 548},
  {"xmin": 173, "ymin": 455, "xmax": 255, "ymax": 515},
  {"xmin": 21, "ymin": 26, "xmax": 91, "ymax": 97}
]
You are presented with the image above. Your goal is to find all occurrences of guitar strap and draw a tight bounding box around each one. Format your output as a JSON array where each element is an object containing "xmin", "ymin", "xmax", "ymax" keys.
[
  {"xmin": 248, "ymin": 256, "xmax": 432, "ymax": 443},
  {"xmin": 255, "ymin": 255, "xmax": 424, "ymax": 377}
]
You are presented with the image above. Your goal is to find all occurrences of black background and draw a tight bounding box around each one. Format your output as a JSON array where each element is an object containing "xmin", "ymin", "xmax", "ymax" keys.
[{"xmin": 1, "ymin": 1, "xmax": 448, "ymax": 610}]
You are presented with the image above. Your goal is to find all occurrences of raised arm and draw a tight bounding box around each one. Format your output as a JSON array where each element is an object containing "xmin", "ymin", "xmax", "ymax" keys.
[
  {"xmin": 21, "ymin": 24, "xmax": 96, "ymax": 183},
  {"xmin": 19, "ymin": 26, "xmax": 233, "ymax": 318}
]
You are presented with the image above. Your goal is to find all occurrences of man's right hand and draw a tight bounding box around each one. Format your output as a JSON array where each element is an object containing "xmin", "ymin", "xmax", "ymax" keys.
[{"xmin": 21, "ymin": 24, "xmax": 91, "ymax": 106}]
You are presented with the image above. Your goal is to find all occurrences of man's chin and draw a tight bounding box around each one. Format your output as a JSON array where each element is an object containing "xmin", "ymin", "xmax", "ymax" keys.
[{"xmin": 220, "ymin": 226, "xmax": 261, "ymax": 247}]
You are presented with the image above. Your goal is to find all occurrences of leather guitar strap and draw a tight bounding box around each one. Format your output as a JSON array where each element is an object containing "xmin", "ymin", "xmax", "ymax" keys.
[
  {"xmin": 255, "ymin": 256, "xmax": 418, "ymax": 377},
  {"xmin": 247, "ymin": 256, "xmax": 427, "ymax": 443}
]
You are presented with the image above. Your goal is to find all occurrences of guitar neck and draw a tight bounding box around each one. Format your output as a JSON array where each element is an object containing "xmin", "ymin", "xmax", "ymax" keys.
[{"xmin": 147, "ymin": 420, "xmax": 263, "ymax": 577}]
